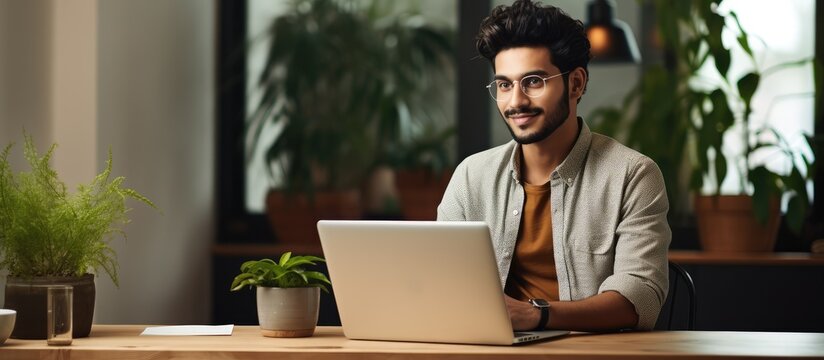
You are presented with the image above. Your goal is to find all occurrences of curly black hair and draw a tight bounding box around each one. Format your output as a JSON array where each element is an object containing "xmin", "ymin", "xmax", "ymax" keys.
[{"xmin": 476, "ymin": 0, "xmax": 591, "ymax": 95}]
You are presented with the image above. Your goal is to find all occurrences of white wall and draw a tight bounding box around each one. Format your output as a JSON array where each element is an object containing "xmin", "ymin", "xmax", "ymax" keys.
[
  {"xmin": 95, "ymin": 0, "xmax": 215, "ymax": 324},
  {"xmin": 0, "ymin": 0, "xmax": 52, "ymax": 158},
  {"xmin": 0, "ymin": 0, "xmax": 54, "ymax": 304},
  {"xmin": 0, "ymin": 0, "xmax": 215, "ymax": 325},
  {"xmin": 51, "ymin": 0, "xmax": 98, "ymax": 191}
]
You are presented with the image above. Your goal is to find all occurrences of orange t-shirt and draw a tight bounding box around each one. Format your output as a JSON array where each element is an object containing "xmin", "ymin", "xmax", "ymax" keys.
[{"xmin": 504, "ymin": 181, "xmax": 559, "ymax": 301}]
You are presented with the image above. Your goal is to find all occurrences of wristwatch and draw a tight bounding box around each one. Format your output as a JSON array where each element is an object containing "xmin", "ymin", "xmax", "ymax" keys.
[{"xmin": 528, "ymin": 298, "xmax": 551, "ymax": 330}]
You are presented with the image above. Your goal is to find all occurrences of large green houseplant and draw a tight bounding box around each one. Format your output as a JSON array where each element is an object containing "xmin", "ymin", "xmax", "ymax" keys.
[
  {"xmin": 246, "ymin": 0, "xmax": 455, "ymax": 238},
  {"xmin": 230, "ymin": 253, "xmax": 330, "ymax": 337},
  {"xmin": 0, "ymin": 135, "xmax": 155, "ymax": 339},
  {"xmin": 591, "ymin": 0, "xmax": 815, "ymax": 252}
]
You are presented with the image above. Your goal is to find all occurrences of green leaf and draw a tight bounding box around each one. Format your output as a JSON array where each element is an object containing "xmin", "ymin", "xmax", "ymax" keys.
[
  {"xmin": 304, "ymin": 271, "xmax": 332, "ymax": 284},
  {"xmin": 282, "ymin": 258, "xmax": 317, "ymax": 270},
  {"xmin": 230, "ymin": 273, "xmax": 255, "ymax": 291},
  {"xmin": 762, "ymin": 57, "xmax": 814, "ymax": 78},
  {"xmin": 737, "ymin": 72, "xmax": 760, "ymax": 106},
  {"xmin": 714, "ymin": 151, "xmax": 727, "ymax": 194},
  {"xmin": 751, "ymin": 142, "xmax": 777, "ymax": 153},
  {"xmin": 711, "ymin": 46, "xmax": 731, "ymax": 79},
  {"xmin": 689, "ymin": 167, "xmax": 704, "ymax": 190},
  {"xmin": 311, "ymin": 283, "xmax": 330, "ymax": 293},
  {"xmin": 728, "ymin": 11, "xmax": 754, "ymax": 59},
  {"xmin": 232, "ymin": 256, "xmax": 331, "ymax": 290},
  {"xmin": 784, "ymin": 166, "xmax": 806, "ymax": 192},
  {"xmin": 785, "ymin": 195, "xmax": 807, "ymax": 235},
  {"xmin": 709, "ymin": 89, "xmax": 734, "ymax": 130},
  {"xmin": 749, "ymin": 166, "xmax": 772, "ymax": 223},
  {"xmin": 801, "ymin": 153, "xmax": 814, "ymax": 180},
  {"xmin": 279, "ymin": 252, "xmax": 292, "ymax": 267},
  {"xmin": 684, "ymin": 37, "xmax": 703, "ymax": 70},
  {"xmin": 239, "ymin": 259, "xmax": 260, "ymax": 273}
]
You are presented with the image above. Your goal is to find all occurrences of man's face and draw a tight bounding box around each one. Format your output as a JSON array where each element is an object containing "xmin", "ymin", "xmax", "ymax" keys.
[{"xmin": 493, "ymin": 47, "xmax": 570, "ymax": 145}]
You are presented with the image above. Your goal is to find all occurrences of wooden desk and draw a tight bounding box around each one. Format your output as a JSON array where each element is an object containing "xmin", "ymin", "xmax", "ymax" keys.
[{"xmin": 2, "ymin": 325, "xmax": 824, "ymax": 359}]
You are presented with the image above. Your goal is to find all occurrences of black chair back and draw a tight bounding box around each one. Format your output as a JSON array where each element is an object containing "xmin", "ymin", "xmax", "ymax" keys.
[{"xmin": 655, "ymin": 261, "xmax": 696, "ymax": 330}]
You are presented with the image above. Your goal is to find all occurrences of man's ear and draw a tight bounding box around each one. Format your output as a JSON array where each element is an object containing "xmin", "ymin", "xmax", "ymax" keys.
[{"xmin": 568, "ymin": 67, "xmax": 587, "ymax": 101}]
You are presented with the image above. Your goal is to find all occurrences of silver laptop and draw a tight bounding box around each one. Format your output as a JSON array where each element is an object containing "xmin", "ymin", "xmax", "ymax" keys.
[{"xmin": 317, "ymin": 220, "xmax": 569, "ymax": 345}]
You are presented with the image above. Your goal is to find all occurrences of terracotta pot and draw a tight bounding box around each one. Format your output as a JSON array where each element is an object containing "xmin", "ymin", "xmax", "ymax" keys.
[
  {"xmin": 395, "ymin": 169, "xmax": 452, "ymax": 221},
  {"xmin": 256, "ymin": 287, "xmax": 319, "ymax": 338},
  {"xmin": 265, "ymin": 189, "xmax": 361, "ymax": 245},
  {"xmin": 4, "ymin": 274, "xmax": 95, "ymax": 339},
  {"xmin": 694, "ymin": 195, "xmax": 780, "ymax": 252},
  {"xmin": 361, "ymin": 166, "xmax": 400, "ymax": 216}
]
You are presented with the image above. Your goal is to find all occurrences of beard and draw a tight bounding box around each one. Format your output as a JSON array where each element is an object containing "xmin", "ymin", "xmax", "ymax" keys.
[{"xmin": 502, "ymin": 90, "xmax": 570, "ymax": 145}]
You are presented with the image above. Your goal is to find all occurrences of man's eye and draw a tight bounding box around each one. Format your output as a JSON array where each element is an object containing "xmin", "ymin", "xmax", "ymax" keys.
[
  {"xmin": 524, "ymin": 77, "xmax": 543, "ymax": 88},
  {"xmin": 498, "ymin": 82, "xmax": 513, "ymax": 91}
]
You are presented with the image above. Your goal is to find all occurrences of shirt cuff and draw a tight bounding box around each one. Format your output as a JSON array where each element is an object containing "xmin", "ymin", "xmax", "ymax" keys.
[{"xmin": 599, "ymin": 274, "xmax": 664, "ymax": 330}]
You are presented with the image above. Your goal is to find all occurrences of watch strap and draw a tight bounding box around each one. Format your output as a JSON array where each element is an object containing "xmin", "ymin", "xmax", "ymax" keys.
[
  {"xmin": 536, "ymin": 305, "xmax": 548, "ymax": 331},
  {"xmin": 528, "ymin": 298, "xmax": 550, "ymax": 331}
]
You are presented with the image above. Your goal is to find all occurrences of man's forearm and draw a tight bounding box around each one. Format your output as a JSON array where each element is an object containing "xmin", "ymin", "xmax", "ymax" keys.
[
  {"xmin": 507, "ymin": 291, "xmax": 638, "ymax": 332},
  {"xmin": 547, "ymin": 291, "xmax": 638, "ymax": 331}
]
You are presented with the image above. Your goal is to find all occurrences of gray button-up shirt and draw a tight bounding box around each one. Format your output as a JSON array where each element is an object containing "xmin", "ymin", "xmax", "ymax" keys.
[{"xmin": 437, "ymin": 119, "xmax": 670, "ymax": 330}]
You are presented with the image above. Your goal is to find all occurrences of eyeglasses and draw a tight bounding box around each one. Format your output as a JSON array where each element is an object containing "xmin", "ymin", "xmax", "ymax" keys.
[{"xmin": 485, "ymin": 72, "xmax": 569, "ymax": 102}]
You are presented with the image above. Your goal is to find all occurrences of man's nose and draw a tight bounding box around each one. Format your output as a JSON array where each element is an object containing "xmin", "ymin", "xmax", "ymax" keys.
[{"xmin": 506, "ymin": 83, "xmax": 530, "ymax": 108}]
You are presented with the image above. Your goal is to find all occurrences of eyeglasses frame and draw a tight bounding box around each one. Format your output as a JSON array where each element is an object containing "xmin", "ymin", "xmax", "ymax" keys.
[{"xmin": 485, "ymin": 71, "xmax": 570, "ymax": 102}]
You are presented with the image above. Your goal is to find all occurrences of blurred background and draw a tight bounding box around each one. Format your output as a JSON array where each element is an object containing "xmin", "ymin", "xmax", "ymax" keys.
[{"xmin": 0, "ymin": 0, "xmax": 821, "ymax": 332}]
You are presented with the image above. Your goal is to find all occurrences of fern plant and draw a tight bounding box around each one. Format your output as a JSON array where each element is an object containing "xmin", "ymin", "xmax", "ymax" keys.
[
  {"xmin": 230, "ymin": 252, "xmax": 330, "ymax": 292},
  {"xmin": 0, "ymin": 134, "xmax": 156, "ymax": 286}
]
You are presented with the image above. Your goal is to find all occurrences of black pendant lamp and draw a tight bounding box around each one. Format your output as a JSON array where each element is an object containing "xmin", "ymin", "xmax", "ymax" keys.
[{"xmin": 585, "ymin": 0, "xmax": 641, "ymax": 64}]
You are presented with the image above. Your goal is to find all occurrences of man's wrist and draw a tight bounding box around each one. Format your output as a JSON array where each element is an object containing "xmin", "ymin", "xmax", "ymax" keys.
[
  {"xmin": 528, "ymin": 298, "xmax": 551, "ymax": 330},
  {"xmin": 532, "ymin": 307, "xmax": 544, "ymax": 329}
]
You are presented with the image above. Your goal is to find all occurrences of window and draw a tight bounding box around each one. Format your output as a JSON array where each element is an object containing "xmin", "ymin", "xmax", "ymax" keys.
[{"xmin": 695, "ymin": 0, "xmax": 816, "ymax": 202}]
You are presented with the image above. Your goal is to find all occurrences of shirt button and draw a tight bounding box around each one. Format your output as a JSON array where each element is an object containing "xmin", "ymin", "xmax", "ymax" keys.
[{"xmin": 513, "ymin": 210, "xmax": 519, "ymax": 215}]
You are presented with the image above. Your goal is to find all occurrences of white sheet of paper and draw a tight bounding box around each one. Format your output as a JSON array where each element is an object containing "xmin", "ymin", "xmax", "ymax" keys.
[{"xmin": 140, "ymin": 325, "xmax": 234, "ymax": 336}]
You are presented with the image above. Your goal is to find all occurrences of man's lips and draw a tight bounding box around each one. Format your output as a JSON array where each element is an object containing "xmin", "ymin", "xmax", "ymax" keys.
[{"xmin": 508, "ymin": 112, "xmax": 540, "ymax": 126}]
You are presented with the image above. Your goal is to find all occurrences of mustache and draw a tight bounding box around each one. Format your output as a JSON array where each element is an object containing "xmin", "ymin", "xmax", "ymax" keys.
[{"xmin": 504, "ymin": 107, "xmax": 543, "ymax": 117}]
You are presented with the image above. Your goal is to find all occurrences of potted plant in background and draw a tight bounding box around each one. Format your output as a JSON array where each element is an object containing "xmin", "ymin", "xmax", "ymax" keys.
[
  {"xmin": 230, "ymin": 252, "xmax": 330, "ymax": 338},
  {"xmin": 246, "ymin": 0, "xmax": 455, "ymax": 241},
  {"xmin": 591, "ymin": 0, "xmax": 816, "ymax": 252},
  {"xmin": 0, "ymin": 134, "xmax": 156, "ymax": 339},
  {"xmin": 388, "ymin": 124, "xmax": 455, "ymax": 220}
]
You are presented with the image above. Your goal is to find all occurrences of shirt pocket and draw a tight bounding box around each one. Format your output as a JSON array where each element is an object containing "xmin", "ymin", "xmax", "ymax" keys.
[{"xmin": 573, "ymin": 229, "xmax": 615, "ymax": 255}]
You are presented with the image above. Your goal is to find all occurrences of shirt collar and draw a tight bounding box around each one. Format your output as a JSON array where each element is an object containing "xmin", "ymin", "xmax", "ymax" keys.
[{"xmin": 509, "ymin": 117, "xmax": 592, "ymax": 185}]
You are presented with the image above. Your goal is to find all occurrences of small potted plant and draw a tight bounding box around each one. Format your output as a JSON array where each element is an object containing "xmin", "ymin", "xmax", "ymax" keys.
[
  {"xmin": 230, "ymin": 252, "xmax": 330, "ymax": 338},
  {"xmin": 0, "ymin": 134, "xmax": 155, "ymax": 339}
]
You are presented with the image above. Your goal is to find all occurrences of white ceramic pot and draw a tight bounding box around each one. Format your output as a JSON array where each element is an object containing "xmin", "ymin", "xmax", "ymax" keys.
[
  {"xmin": 256, "ymin": 287, "xmax": 320, "ymax": 338},
  {"xmin": 0, "ymin": 309, "xmax": 16, "ymax": 344}
]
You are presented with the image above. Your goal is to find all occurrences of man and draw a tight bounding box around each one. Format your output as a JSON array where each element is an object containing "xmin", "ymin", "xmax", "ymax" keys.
[{"xmin": 437, "ymin": 0, "xmax": 670, "ymax": 332}]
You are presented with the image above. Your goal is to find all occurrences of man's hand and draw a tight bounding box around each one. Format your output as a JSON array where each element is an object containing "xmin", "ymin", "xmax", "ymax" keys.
[
  {"xmin": 504, "ymin": 295, "xmax": 542, "ymax": 331},
  {"xmin": 506, "ymin": 291, "xmax": 639, "ymax": 332}
]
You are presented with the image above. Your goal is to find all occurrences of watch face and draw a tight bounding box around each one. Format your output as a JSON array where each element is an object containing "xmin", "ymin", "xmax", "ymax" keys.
[{"xmin": 529, "ymin": 298, "xmax": 550, "ymax": 307}]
